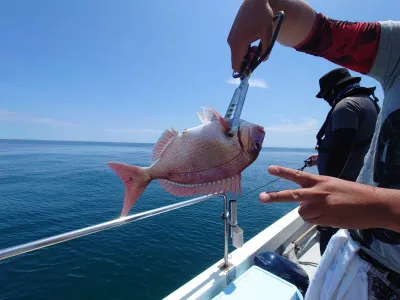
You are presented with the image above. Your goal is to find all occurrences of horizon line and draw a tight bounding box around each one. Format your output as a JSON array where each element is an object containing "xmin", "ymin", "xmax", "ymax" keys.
[{"xmin": 0, "ymin": 138, "xmax": 315, "ymax": 150}]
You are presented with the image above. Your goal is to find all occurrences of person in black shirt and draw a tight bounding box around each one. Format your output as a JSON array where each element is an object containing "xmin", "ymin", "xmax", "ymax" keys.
[{"xmin": 307, "ymin": 68, "xmax": 380, "ymax": 255}]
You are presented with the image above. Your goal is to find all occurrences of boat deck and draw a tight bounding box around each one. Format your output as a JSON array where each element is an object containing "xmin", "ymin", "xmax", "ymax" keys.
[
  {"xmin": 164, "ymin": 208, "xmax": 323, "ymax": 300},
  {"xmin": 298, "ymin": 241, "xmax": 321, "ymax": 280},
  {"xmin": 212, "ymin": 237, "xmax": 322, "ymax": 299}
]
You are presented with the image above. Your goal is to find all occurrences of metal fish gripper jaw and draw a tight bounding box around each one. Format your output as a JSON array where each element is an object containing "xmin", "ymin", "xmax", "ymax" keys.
[{"xmin": 224, "ymin": 76, "xmax": 249, "ymax": 137}]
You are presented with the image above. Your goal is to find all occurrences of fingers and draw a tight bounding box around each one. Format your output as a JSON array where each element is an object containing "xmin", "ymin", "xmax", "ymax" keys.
[
  {"xmin": 260, "ymin": 4, "xmax": 274, "ymax": 59},
  {"xmin": 227, "ymin": 11, "xmax": 251, "ymax": 72},
  {"xmin": 262, "ymin": 53, "xmax": 270, "ymax": 62},
  {"xmin": 301, "ymin": 215, "xmax": 336, "ymax": 227},
  {"xmin": 229, "ymin": 29, "xmax": 272, "ymax": 72},
  {"xmin": 228, "ymin": 35, "xmax": 250, "ymax": 72},
  {"xmin": 227, "ymin": 5, "xmax": 251, "ymax": 72},
  {"xmin": 260, "ymin": 25, "xmax": 273, "ymax": 59},
  {"xmin": 298, "ymin": 202, "xmax": 322, "ymax": 219},
  {"xmin": 259, "ymin": 188, "xmax": 310, "ymax": 203},
  {"xmin": 261, "ymin": 195, "xmax": 328, "ymax": 226},
  {"xmin": 302, "ymin": 216, "xmax": 326, "ymax": 226},
  {"xmin": 259, "ymin": 187, "xmax": 334, "ymax": 227},
  {"xmin": 260, "ymin": 38, "xmax": 271, "ymax": 60},
  {"xmin": 227, "ymin": 0, "xmax": 274, "ymax": 72},
  {"xmin": 268, "ymin": 165, "xmax": 317, "ymax": 187}
]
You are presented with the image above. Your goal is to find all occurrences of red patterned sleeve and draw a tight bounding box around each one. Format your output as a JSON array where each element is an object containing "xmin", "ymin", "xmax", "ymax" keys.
[{"xmin": 295, "ymin": 13, "xmax": 381, "ymax": 74}]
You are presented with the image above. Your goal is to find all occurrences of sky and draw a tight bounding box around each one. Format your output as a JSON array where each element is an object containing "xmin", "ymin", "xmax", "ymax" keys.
[{"xmin": 0, "ymin": 0, "xmax": 399, "ymax": 147}]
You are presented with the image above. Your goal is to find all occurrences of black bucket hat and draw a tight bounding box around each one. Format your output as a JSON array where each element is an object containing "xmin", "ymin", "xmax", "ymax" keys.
[{"xmin": 316, "ymin": 68, "xmax": 361, "ymax": 98}]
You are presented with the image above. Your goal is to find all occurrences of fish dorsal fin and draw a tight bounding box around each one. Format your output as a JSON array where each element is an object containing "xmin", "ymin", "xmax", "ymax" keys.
[
  {"xmin": 152, "ymin": 128, "xmax": 178, "ymax": 160},
  {"xmin": 158, "ymin": 173, "xmax": 242, "ymax": 197},
  {"xmin": 197, "ymin": 112, "xmax": 206, "ymax": 123},
  {"xmin": 198, "ymin": 107, "xmax": 231, "ymax": 133},
  {"xmin": 201, "ymin": 107, "xmax": 217, "ymax": 123},
  {"xmin": 209, "ymin": 107, "xmax": 231, "ymax": 133}
]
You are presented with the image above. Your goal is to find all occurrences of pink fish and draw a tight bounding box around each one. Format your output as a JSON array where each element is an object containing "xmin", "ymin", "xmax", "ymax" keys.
[{"xmin": 108, "ymin": 107, "xmax": 265, "ymax": 217}]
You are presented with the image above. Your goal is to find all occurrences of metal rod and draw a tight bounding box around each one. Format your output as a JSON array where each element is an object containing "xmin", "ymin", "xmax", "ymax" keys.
[
  {"xmin": 282, "ymin": 225, "xmax": 318, "ymax": 257},
  {"xmin": 293, "ymin": 225, "xmax": 318, "ymax": 245},
  {"xmin": 230, "ymin": 200, "xmax": 238, "ymax": 228},
  {"xmin": 223, "ymin": 194, "xmax": 229, "ymax": 267},
  {"xmin": 0, "ymin": 194, "xmax": 221, "ymax": 261}
]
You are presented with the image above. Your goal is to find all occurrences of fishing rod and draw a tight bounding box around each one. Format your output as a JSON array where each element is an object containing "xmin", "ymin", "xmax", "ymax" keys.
[{"xmin": 241, "ymin": 158, "xmax": 314, "ymax": 198}]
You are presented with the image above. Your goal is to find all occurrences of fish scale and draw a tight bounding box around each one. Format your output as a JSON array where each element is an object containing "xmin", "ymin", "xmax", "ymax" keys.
[{"xmin": 156, "ymin": 126, "xmax": 240, "ymax": 175}]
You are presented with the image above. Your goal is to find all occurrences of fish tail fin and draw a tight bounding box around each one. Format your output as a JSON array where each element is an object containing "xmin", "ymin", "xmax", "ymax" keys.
[{"xmin": 107, "ymin": 162, "xmax": 151, "ymax": 217}]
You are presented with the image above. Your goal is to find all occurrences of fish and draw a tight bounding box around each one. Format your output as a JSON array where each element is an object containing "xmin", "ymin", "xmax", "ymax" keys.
[{"xmin": 107, "ymin": 107, "xmax": 265, "ymax": 217}]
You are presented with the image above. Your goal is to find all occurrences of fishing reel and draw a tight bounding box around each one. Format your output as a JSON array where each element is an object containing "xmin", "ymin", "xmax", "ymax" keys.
[{"xmin": 302, "ymin": 158, "xmax": 314, "ymax": 170}]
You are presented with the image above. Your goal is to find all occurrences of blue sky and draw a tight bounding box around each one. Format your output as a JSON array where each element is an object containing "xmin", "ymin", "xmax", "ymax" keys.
[{"xmin": 0, "ymin": 0, "xmax": 398, "ymax": 147}]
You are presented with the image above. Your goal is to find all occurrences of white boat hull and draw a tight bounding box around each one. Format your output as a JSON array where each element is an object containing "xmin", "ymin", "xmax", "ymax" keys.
[{"xmin": 165, "ymin": 207, "xmax": 320, "ymax": 300}]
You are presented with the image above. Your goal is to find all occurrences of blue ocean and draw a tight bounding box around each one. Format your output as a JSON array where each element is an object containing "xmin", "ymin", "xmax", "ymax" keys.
[{"xmin": 0, "ymin": 139, "xmax": 317, "ymax": 300}]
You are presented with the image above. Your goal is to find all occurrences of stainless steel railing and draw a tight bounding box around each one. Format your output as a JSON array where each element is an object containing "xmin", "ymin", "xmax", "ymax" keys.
[{"xmin": 0, "ymin": 194, "xmax": 222, "ymax": 261}]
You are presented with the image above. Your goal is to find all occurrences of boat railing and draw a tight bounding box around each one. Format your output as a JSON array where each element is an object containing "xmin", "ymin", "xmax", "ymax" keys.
[{"xmin": 0, "ymin": 193, "xmax": 243, "ymax": 269}]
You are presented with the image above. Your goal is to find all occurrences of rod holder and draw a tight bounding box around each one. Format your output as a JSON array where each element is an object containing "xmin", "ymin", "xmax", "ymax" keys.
[
  {"xmin": 230, "ymin": 200, "xmax": 244, "ymax": 249},
  {"xmin": 230, "ymin": 200, "xmax": 238, "ymax": 230},
  {"xmin": 222, "ymin": 197, "xmax": 244, "ymax": 268}
]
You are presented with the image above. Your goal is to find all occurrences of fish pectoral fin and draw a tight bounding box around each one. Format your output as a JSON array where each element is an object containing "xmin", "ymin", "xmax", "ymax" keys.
[
  {"xmin": 152, "ymin": 128, "xmax": 179, "ymax": 161},
  {"xmin": 158, "ymin": 174, "xmax": 242, "ymax": 197}
]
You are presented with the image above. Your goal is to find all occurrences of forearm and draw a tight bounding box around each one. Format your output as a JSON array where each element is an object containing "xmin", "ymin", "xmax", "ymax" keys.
[
  {"xmin": 228, "ymin": 0, "xmax": 380, "ymax": 74},
  {"xmin": 376, "ymin": 187, "xmax": 400, "ymax": 232},
  {"xmin": 269, "ymin": 0, "xmax": 380, "ymax": 74},
  {"xmin": 269, "ymin": 0, "xmax": 315, "ymax": 47}
]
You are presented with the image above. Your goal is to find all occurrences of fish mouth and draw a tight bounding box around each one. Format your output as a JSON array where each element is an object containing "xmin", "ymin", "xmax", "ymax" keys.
[
  {"xmin": 251, "ymin": 141, "xmax": 262, "ymax": 153},
  {"xmin": 252, "ymin": 126, "xmax": 265, "ymax": 153},
  {"xmin": 257, "ymin": 125, "xmax": 265, "ymax": 134}
]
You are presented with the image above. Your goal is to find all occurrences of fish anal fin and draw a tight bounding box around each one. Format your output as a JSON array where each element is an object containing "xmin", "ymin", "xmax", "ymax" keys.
[
  {"xmin": 236, "ymin": 174, "xmax": 242, "ymax": 196},
  {"xmin": 152, "ymin": 128, "xmax": 179, "ymax": 160},
  {"xmin": 158, "ymin": 174, "xmax": 242, "ymax": 197}
]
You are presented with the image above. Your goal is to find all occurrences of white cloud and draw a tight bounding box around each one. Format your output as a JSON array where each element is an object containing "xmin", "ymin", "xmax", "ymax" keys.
[
  {"xmin": 0, "ymin": 110, "xmax": 17, "ymax": 121},
  {"xmin": 31, "ymin": 117, "xmax": 76, "ymax": 127},
  {"xmin": 104, "ymin": 128, "xmax": 161, "ymax": 134},
  {"xmin": 265, "ymin": 117, "xmax": 320, "ymax": 133},
  {"xmin": 225, "ymin": 78, "xmax": 268, "ymax": 89},
  {"xmin": 0, "ymin": 110, "xmax": 76, "ymax": 127}
]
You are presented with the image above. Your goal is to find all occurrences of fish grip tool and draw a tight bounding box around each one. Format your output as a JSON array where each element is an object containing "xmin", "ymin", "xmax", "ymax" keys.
[{"xmin": 225, "ymin": 11, "xmax": 285, "ymax": 137}]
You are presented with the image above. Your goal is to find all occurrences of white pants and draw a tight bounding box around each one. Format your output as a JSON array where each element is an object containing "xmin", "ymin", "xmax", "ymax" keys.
[{"xmin": 305, "ymin": 229, "xmax": 371, "ymax": 300}]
